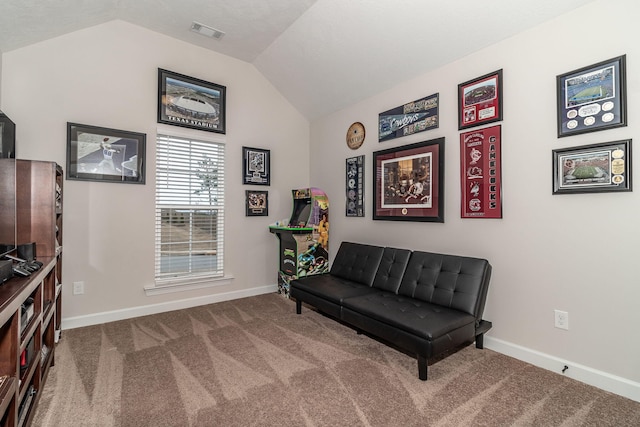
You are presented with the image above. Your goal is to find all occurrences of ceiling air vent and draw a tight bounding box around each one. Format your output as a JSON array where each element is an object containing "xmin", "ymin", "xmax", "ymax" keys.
[{"xmin": 190, "ymin": 21, "xmax": 225, "ymax": 40}]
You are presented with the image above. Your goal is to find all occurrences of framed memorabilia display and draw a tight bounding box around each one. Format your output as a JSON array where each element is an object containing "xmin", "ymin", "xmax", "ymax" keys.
[
  {"xmin": 556, "ymin": 55, "xmax": 626, "ymax": 137},
  {"xmin": 373, "ymin": 137, "xmax": 444, "ymax": 222},
  {"xmin": 552, "ymin": 139, "xmax": 631, "ymax": 194},
  {"xmin": 458, "ymin": 69, "xmax": 503, "ymax": 130},
  {"xmin": 460, "ymin": 125, "xmax": 502, "ymax": 218},
  {"xmin": 346, "ymin": 155, "xmax": 365, "ymax": 217},
  {"xmin": 346, "ymin": 122, "xmax": 366, "ymax": 149},
  {"xmin": 378, "ymin": 93, "xmax": 439, "ymax": 142},
  {"xmin": 66, "ymin": 122, "xmax": 146, "ymax": 184},
  {"xmin": 157, "ymin": 68, "xmax": 226, "ymax": 134},
  {"xmin": 242, "ymin": 146, "xmax": 270, "ymax": 185},
  {"xmin": 246, "ymin": 190, "xmax": 268, "ymax": 216}
]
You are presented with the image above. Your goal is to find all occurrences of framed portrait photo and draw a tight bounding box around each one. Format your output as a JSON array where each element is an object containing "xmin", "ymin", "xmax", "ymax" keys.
[
  {"xmin": 373, "ymin": 137, "xmax": 444, "ymax": 222},
  {"xmin": 246, "ymin": 190, "xmax": 268, "ymax": 216},
  {"xmin": 66, "ymin": 122, "xmax": 146, "ymax": 184},
  {"xmin": 552, "ymin": 139, "xmax": 632, "ymax": 194},
  {"xmin": 556, "ymin": 55, "xmax": 626, "ymax": 137},
  {"xmin": 242, "ymin": 146, "xmax": 270, "ymax": 185},
  {"xmin": 458, "ymin": 69, "xmax": 503, "ymax": 130},
  {"xmin": 158, "ymin": 68, "xmax": 226, "ymax": 134}
]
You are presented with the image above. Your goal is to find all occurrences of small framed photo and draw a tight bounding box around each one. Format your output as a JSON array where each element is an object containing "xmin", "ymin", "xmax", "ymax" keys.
[
  {"xmin": 458, "ymin": 69, "xmax": 503, "ymax": 130},
  {"xmin": 246, "ymin": 190, "xmax": 268, "ymax": 216},
  {"xmin": 373, "ymin": 137, "xmax": 444, "ymax": 222},
  {"xmin": 556, "ymin": 55, "xmax": 626, "ymax": 137},
  {"xmin": 66, "ymin": 122, "xmax": 145, "ymax": 184},
  {"xmin": 552, "ymin": 139, "xmax": 632, "ymax": 194},
  {"xmin": 158, "ymin": 68, "xmax": 226, "ymax": 134},
  {"xmin": 242, "ymin": 147, "xmax": 270, "ymax": 185}
]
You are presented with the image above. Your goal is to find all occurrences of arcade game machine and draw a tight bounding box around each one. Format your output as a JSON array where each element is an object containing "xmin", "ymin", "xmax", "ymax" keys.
[{"xmin": 269, "ymin": 187, "xmax": 329, "ymax": 297}]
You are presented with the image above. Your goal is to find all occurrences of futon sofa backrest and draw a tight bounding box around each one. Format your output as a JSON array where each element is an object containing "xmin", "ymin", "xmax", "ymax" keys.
[
  {"xmin": 397, "ymin": 251, "xmax": 492, "ymax": 320},
  {"xmin": 330, "ymin": 242, "xmax": 384, "ymax": 286},
  {"xmin": 372, "ymin": 247, "xmax": 411, "ymax": 292}
]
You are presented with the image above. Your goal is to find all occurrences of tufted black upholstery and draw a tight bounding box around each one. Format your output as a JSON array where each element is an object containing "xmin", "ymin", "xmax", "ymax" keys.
[
  {"xmin": 329, "ymin": 242, "xmax": 384, "ymax": 286},
  {"xmin": 397, "ymin": 251, "xmax": 492, "ymax": 319},
  {"xmin": 291, "ymin": 241, "xmax": 493, "ymax": 380}
]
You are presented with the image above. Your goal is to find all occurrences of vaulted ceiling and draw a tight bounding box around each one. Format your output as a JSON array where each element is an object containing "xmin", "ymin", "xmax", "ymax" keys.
[{"xmin": 0, "ymin": 0, "xmax": 598, "ymax": 120}]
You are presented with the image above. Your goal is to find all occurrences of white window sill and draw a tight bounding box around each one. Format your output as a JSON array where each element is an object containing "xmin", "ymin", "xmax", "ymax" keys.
[{"xmin": 145, "ymin": 275, "xmax": 234, "ymax": 296}]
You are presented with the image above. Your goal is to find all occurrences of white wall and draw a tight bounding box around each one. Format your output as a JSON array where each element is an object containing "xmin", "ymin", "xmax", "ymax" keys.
[
  {"xmin": 1, "ymin": 21, "xmax": 309, "ymax": 320},
  {"xmin": 310, "ymin": 0, "xmax": 640, "ymax": 391}
]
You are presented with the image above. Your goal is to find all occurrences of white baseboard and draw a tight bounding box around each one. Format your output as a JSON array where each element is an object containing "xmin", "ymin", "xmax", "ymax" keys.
[
  {"xmin": 485, "ymin": 336, "xmax": 640, "ymax": 403},
  {"xmin": 61, "ymin": 284, "xmax": 278, "ymax": 330}
]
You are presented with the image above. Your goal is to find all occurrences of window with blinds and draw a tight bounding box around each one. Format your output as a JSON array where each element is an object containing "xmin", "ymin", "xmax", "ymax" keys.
[{"xmin": 155, "ymin": 134, "xmax": 225, "ymax": 285}]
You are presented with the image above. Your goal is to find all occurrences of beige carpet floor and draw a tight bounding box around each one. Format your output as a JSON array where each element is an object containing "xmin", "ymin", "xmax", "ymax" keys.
[{"xmin": 32, "ymin": 293, "xmax": 640, "ymax": 426}]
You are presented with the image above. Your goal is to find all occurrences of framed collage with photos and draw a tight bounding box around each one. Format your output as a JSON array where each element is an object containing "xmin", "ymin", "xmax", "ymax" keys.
[
  {"xmin": 552, "ymin": 139, "xmax": 631, "ymax": 194},
  {"xmin": 346, "ymin": 155, "xmax": 364, "ymax": 217},
  {"xmin": 556, "ymin": 55, "xmax": 626, "ymax": 137},
  {"xmin": 458, "ymin": 70, "xmax": 503, "ymax": 130}
]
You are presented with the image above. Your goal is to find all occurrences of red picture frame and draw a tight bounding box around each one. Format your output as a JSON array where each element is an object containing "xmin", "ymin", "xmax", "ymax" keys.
[
  {"xmin": 460, "ymin": 125, "xmax": 502, "ymax": 218},
  {"xmin": 458, "ymin": 69, "xmax": 503, "ymax": 130},
  {"xmin": 373, "ymin": 137, "xmax": 444, "ymax": 222}
]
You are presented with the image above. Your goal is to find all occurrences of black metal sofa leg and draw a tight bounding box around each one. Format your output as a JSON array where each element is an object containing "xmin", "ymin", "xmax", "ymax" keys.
[
  {"xmin": 418, "ymin": 355, "xmax": 428, "ymax": 380},
  {"xmin": 296, "ymin": 299, "xmax": 302, "ymax": 314},
  {"xmin": 476, "ymin": 333, "xmax": 484, "ymax": 349}
]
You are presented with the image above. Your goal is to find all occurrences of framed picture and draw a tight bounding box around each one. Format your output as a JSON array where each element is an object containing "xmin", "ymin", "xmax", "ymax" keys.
[
  {"xmin": 556, "ymin": 55, "xmax": 626, "ymax": 137},
  {"xmin": 552, "ymin": 139, "xmax": 632, "ymax": 194},
  {"xmin": 66, "ymin": 122, "xmax": 146, "ymax": 184},
  {"xmin": 157, "ymin": 68, "xmax": 226, "ymax": 134},
  {"xmin": 378, "ymin": 93, "xmax": 439, "ymax": 142},
  {"xmin": 346, "ymin": 155, "xmax": 365, "ymax": 217},
  {"xmin": 460, "ymin": 125, "xmax": 502, "ymax": 218},
  {"xmin": 458, "ymin": 69, "xmax": 503, "ymax": 130},
  {"xmin": 242, "ymin": 146, "xmax": 270, "ymax": 185},
  {"xmin": 373, "ymin": 137, "xmax": 444, "ymax": 222},
  {"xmin": 246, "ymin": 190, "xmax": 268, "ymax": 216}
]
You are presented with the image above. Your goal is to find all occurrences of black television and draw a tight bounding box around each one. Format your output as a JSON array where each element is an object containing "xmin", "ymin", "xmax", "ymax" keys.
[
  {"xmin": 0, "ymin": 158, "xmax": 16, "ymax": 258},
  {"xmin": 0, "ymin": 110, "xmax": 16, "ymax": 159}
]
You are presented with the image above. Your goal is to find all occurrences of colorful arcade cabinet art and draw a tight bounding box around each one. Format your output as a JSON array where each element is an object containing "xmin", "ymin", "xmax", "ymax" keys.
[{"xmin": 269, "ymin": 188, "xmax": 329, "ymax": 297}]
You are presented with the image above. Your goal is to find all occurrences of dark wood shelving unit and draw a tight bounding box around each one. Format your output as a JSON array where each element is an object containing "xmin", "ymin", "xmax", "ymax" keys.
[{"xmin": 0, "ymin": 160, "xmax": 63, "ymax": 426}]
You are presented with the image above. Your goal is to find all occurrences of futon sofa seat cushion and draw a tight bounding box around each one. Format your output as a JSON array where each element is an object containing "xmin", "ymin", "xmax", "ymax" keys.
[
  {"xmin": 291, "ymin": 274, "xmax": 378, "ymax": 305},
  {"xmin": 341, "ymin": 292, "xmax": 476, "ymax": 341}
]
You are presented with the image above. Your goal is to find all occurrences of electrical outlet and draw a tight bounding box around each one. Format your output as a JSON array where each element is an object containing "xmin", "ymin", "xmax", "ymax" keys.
[
  {"xmin": 73, "ymin": 281, "xmax": 85, "ymax": 295},
  {"xmin": 554, "ymin": 310, "xmax": 569, "ymax": 330}
]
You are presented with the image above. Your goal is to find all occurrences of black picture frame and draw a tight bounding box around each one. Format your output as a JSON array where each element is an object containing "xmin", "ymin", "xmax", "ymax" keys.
[
  {"xmin": 378, "ymin": 93, "xmax": 439, "ymax": 142},
  {"xmin": 458, "ymin": 69, "xmax": 503, "ymax": 130},
  {"xmin": 246, "ymin": 190, "xmax": 268, "ymax": 216},
  {"xmin": 373, "ymin": 137, "xmax": 444, "ymax": 222},
  {"xmin": 556, "ymin": 55, "xmax": 626, "ymax": 137},
  {"xmin": 346, "ymin": 155, "xmax": 365, "ymax": 217},
  {"xmin": 66, "ymin": 122, "xmax": 146, "ymax": 184},
  {"xmin": 158, "ymin": 68, "xmax": 226, "ymax": 134},
  {"xmin": 242, "ymin": 146, "xmax": 270, "ymax": 185},
  {"xmin": 552, "ymin": 139, "xmax": 632, "ymax": 194}
]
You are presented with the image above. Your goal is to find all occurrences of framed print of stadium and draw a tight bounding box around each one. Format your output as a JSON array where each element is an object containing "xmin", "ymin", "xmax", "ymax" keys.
[
  {"xmin": 556, "ymin": 55, "xmax": 626, "ymax": 138},
  {"xmin": 242, "ymin": 146, "xmax": 270, "ymax": 185},
  {"xmin": 373, "ymin": 137, "xmax": 444, "ymax": 222},
  {"xmin": 158, "ymin": 68, "xmax": 226, "ymax": 134},
  {"xmin": 552, "ymin": 139, "xmax": 631, "ymax": 194},
  {"xmin": 458, "ymin": 69, "xmax": 503, "ymax": 130}
]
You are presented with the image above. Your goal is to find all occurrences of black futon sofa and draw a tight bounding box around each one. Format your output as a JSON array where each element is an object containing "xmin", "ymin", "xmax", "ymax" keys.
[{"xmin": 290, "ymin": 242, "xmax": 493, "ymax": 380}]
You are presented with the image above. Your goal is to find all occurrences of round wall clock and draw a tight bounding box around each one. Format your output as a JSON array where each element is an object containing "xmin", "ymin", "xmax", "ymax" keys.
[{"xmin": 346, "ymin": 122, "xmax": 365, "ymax": 150}]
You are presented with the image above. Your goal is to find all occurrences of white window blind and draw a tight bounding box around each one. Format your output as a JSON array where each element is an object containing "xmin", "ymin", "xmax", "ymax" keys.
[{"xmin": 155, "ymin": 134, "xmax": 225, "ymax": 284}]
